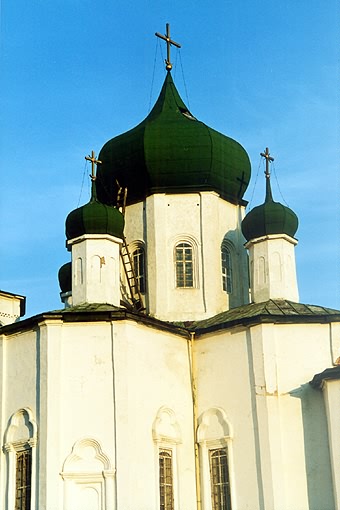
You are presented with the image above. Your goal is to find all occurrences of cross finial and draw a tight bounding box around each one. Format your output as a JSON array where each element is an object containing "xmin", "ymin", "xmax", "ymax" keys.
[
  {"xmin": 260, "ymin": 147, "xmax": 274, "ymax": 202},
  {"xmin": 85, "ymin": 150, "xmax": 102, "ymax": 200},
  {"xmin": 260, "ymin": 147, "xmax": 274, "ymax": 179},
  {"xmin": 155, "ymin": 23, "xmax": 181, "ymax": 71}
]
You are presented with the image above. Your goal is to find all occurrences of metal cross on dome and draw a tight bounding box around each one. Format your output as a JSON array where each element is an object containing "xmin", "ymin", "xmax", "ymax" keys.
[
  {"xmin": 155, "ymin": 23, "xmax": 181, "ymax": 71},
  {"xmin": 260, "ymin": 147, "xmax": 274, "ymax": 179},
  {"xmin": 85, "ymin": 150, "xmax": 102, "ymax": 182}
]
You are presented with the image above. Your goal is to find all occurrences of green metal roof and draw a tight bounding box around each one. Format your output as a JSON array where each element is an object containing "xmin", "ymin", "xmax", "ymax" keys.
[
  {"xmin": 187, "ymin": 299, "xmax": 340, "ymax": 334},
  {"xmin": 96, "ymin": 72, "xmax": 251, "ymax": 206},
  {"xmin": 241, "ymin": 176, "xmax": 298, "ymax": 241},
  {"xmin": 65, "ymin": 198, "xmax": 124, "ymax": 241},
  {"xmin": 1, "ymin": 299, "xmax": 340, "ymax": 337}
]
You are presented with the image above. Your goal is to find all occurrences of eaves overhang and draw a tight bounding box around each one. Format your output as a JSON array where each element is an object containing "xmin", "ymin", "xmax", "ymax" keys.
[
  {"xmin": 310, "ymin": 366, "xmax": 340, "ymax": 389},
  {"xmin": 0, "ymin": 304, "xmax": 190, "ymax": 339},
  {"xmin": 186, "ymin": 300, "xmax": 340, "ymax": 337}
]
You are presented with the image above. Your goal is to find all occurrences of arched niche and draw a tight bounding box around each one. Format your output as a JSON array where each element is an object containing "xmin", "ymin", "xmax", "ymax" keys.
[
  {"xmin": 152, "ymin": 406, "xmax": 182, "ymax": 444},
  {"xmin": 197, "ymin": 407, "xmax": 232, "ymax": 444},
  {"xmin": 61, "ymin": 438, "xmax": 115, "ymax": 510}
]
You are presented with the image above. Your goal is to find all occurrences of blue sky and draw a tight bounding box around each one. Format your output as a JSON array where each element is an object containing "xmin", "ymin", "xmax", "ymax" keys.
[{"xmin": 1, "ymin": 0, "xmax": 338, "ymax": 317}]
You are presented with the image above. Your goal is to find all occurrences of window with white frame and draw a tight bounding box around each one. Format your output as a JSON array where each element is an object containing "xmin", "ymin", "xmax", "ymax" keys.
[
  {"xmin": 209, "ymin": 448, "xmax": 232, "ymax": 510},
  {"xmin": 175, "ymin": 242, "xmax": 193, "ymax": 288},
  {"xmin": 221, "ymin": 245, "xmax": 232, "ymax": 293},
  {"xmin": 159, "ymin": 449, "xmax": 174, "ymax": 510},
  {"xmin": 132, "ymin": 246, "xmax": 146, "ymax": 293}
]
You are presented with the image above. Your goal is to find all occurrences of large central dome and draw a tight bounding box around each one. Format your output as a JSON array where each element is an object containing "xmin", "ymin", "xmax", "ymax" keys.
[{"xmin": 96, "ymin": 72, "xmax": 251, "ymax": 206}]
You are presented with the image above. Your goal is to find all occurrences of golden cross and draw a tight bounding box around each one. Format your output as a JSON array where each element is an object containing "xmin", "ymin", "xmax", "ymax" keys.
[
  {"xmin": 260, "ymin": 147, "xmax": 274, "ymax": 179},
  {"xmin": 85, "ymin": 150, "xmax": 102, "ymax": 181},
  {"xmin": 155, "ymin": 23, "xmax": 181, "ymax": 71}
]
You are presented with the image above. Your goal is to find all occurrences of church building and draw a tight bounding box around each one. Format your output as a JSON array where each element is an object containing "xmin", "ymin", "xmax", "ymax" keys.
[{"xmin": 1, "ymin": 25, "xmax": 340, "ymax": 510}]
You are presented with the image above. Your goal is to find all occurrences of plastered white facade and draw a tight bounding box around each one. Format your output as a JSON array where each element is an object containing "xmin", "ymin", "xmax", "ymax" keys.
[
  {"xmin": 123, "ymin": 191, "xmax": 249, "ymax": 321},
  {"xmin": 1, "ymin": 310, "xmax": 339, "ymax": 510},
  {"xmin": 67, "ymin": 234, "xmax": 122, "ymax": 307},
  {"xmin": 246, "ymin": 233, "xmax": 299, "ymax": 303},
  {"xmin": 0, "ymin": 291, "xmax": 25, "ymax": 326}
]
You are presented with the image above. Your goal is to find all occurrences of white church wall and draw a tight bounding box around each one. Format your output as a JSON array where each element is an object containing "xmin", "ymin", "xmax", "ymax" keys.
[
  {"xmin": 0, "ymin": 329, "xmax": 39, "ymax": 510},
  {"xmin": 111, "ymin": 320, "xmax": 197, "ymax": 510},
  {"xmin": 271, "ymin": 323, "xmax": 334, "ymax": 510},
  {"xmin": 195, "ymin": 328, "xmax": 262, "ymax": 510},
  {"xmin": 195, "ymin": 321, "xmax": 335, "ymax": 510},
  {"xmin": 321, "ymin": 379, "xmax": 340, "ymax": 510},
  {"xmin": 0, "ymin": 318, "xmax": 197, "ymax": 510},
  {"xmin": 1, "ymin": 330, "xmax": 37, "ymax": 415},
  {"xmin": 124, "ymin": 192, "xmax": 249, "ymax": 321}
]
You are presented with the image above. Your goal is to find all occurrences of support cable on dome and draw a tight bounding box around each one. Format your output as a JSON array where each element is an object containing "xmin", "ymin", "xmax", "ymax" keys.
[
  {"xmin": 148, "ymin": 39, "xmax": 159, "ymax": 113},
  {"xmin": 271, "ymin": 161, "xmax": 290, "ymax": 207},
  {"xmin": 178, "ymin": 51, "xmax": 191, "ymax": 111},
  {"xmin": 77, "ymin": 159, "xmax": 88, "ymax": 207},
  {"xmin": 247, "ymin": 156, "xmax": 262, "ymax": 209}
]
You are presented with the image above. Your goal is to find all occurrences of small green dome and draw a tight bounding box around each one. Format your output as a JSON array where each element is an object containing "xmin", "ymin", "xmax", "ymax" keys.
[
  {"xmin": 58, "ymin": 262, "xmax": 72, "ymax": 293},
  {"xmin": 66, "ymin": 194, "xmax": 124, "ymax": 241},
  {"xmin": 96, "ymin": 72, "xmax": 251, "ymax": 206},
  {"xmin": 241, "ymin": 177, "xmax": 298, "ymax": 242}
]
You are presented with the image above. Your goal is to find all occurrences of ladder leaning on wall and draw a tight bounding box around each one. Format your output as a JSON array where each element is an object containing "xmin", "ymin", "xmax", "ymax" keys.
[{"xmin": 116, "ymin": 180, "xmax": 145, "ymax": 313}]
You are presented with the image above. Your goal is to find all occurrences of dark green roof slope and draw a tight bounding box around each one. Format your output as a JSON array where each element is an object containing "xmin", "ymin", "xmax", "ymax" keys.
[
  {"xmin": 96, "ymin": 72, "xmax": 251, "ymax": 206},
  {"xmin": 188, "ymin": 300, "xmax": 340, "ymax": 335},
  {"xmin": 1, "ymin": 299, "xmax": 340, "ymax": 338}
]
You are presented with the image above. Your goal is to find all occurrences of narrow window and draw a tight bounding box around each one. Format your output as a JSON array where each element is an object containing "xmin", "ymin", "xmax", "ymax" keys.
[
  {"xmin": 132, "ymin": 247, "xmax": 146, "ymax": 293},
  {"xmin": 15, "ymin": 449, "xmax": 32, "ymax": 510},
  {"xmin": 159, "ymin": 449, "xmax": 174, "ymax": 510},
  {"xmin": 221, "ymin": 246, "xmax": 232, "ymax": 293},
  {"xmin": 175, "ymin": 243, "xmax": 193, "ymax": 288},
  {"xmin": 210, "ymin": 448, "xmax": 232, "ymax": 510}
]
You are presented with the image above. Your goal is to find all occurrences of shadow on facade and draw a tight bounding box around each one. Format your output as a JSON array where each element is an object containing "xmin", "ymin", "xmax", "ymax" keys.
[{"xmin": 290, "ymin": 383, "xmax": 334, "ymax": 510}]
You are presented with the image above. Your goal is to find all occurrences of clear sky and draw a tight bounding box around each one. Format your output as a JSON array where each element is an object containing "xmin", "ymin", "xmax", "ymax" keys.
[{"xmin": 1, "ymin": 0, "xmax": 338, "ymax": 317}]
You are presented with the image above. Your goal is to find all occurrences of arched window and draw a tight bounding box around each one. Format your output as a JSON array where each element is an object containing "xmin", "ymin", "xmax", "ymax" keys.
[
  {"xmin": 197, "ymin": 408, "xmax": 234, "ymax": 510},
  {"xmin": 4, "ymin": 408, "xmax": 37, "ymax": 510},
  {"xmin": 132, "ymin": 247, "xmax": 146, "ymax": 293},
  {"xmin": 210, "ymin": 448, "xmax": 232, "ymax": 510},
  {"xmin": 175, "ymin": 242, "xmax": 193, "ymax": 288},
  {"xmin": 159, "ymin": 449, "xmax": 174, "ymax": 510},
  {"xmin": 221, "ymin": 246, "xmax": 232, "ymax": 294}
]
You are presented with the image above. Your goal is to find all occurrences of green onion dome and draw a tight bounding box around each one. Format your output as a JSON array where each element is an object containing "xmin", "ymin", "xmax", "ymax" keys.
[
  {"xmin": 96, "ymin": 71, "xmax": 251, "ymax": 206},
  {"xmin": 58, "ymin": 262, "xmax": 72, "ymax": 293},
  {"xmin": 241, "ymin": 175, "xmax": 298, "ymax": 242},
  {"xmin": 65, "ymin": 184, "xmax": 124, "ymax": 241}
]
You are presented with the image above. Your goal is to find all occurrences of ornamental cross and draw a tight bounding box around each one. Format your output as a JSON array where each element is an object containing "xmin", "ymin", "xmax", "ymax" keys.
[
  {"xmin": 85, "ymin": 150, "xmax": 102, "ymax": 182},
  {"xmin": 260, "ymin": 147, "xmax": 274, "ymax": 179},
  {"xmin": 155, "ymin": 23, "xmax": 181, "ymax": 71},
  {"xmin": 237, "ymin": 171, "xmax": 248, "ymax": 198}
]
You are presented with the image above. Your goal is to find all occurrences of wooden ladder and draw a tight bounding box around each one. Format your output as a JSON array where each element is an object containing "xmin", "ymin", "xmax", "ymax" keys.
[
  {"xmin": 120, "ymin": 236, "xmax": 145, "ymax": 312},
  {"xmin": 115, "ymin": 181, "xmax": 145, "ymax": 312}
]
